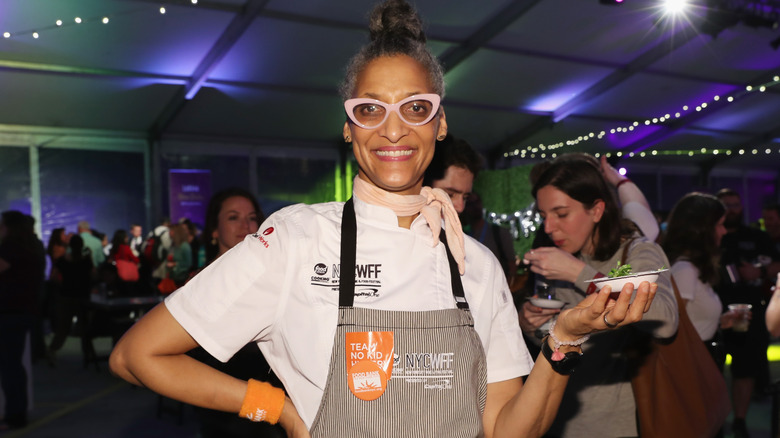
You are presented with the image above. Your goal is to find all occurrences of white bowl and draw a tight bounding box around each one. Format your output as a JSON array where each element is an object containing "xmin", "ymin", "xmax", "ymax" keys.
[
  {"xmin": 529, "ymin": 298, "xmax": 567, "ymax": 309},
  {"xmin": 585, "ymin": 269, "xmax": 668, "ymax": 292}
]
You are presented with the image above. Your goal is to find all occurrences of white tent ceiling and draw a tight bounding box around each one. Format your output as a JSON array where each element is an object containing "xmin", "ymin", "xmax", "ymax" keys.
[{"xmin": 1, "ymin": 0, "xmax": 779, "ymax": 172}]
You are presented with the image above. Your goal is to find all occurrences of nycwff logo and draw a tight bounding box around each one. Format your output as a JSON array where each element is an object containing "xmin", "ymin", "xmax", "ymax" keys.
[
  {"xmin": 405, "ymin": 352, "xmax": 455, "ymax": 370},
  {"xmin": 332, "ymin": 263, "xmax": 382, "ymax": 279},
  {"xmin": 309, "ymin": 262, "xmax": 384, "ymax": 296}
]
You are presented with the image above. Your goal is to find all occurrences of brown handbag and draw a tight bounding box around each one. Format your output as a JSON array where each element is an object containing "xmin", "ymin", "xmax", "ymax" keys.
[{"xmin": 631, "ymin": 276, "xmax": 732, "ymax": 437}]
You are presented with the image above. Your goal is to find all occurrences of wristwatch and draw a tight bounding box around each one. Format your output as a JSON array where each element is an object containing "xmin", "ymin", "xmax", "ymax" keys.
[{"xmin": 541, "ymin": 336, "xmax": 582, "ymax": 375}]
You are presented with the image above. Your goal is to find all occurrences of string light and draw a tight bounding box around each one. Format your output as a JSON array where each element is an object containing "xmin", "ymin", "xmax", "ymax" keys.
[
  {"xmin": 486, "ymin": 203, "xmax": 542, "ymax": 240},
  {"xmin": 485, "ymin": 150, "xmax": 780, "ymax": 244},
  {"xmin": 503, "ymin": 75, "xmax": 780, "ymax": 159},
  {"xmin": 1, "ymin": 4, "xmax": 198, "ymax": 39},
  {"xmin": 512, "ymin": 147, "xmax": 780, "ymax": 161}
]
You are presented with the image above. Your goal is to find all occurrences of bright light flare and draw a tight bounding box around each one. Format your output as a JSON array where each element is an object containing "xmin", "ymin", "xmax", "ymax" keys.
[
  {"xmin": 652, "ymin": 0, "xmax": 703, "ymax": 43},
  {"xmin": 662, "ymin": 0, "xmax": 689, "ymax": 14}
]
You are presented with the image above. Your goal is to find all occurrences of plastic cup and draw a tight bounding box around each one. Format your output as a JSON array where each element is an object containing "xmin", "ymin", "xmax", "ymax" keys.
[{"xmin": 728, "ymin": 303, "xmax": 753, "ymax": 332}]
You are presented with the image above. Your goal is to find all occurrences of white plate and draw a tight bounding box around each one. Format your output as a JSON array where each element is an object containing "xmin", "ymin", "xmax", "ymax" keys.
[
  {"xmin": 585, "ymin": 269, "xmax": 668, "ymax": 292},
  {"xmin": 529, "ymin": 298, "xmax": 567, "ymax": 309}
]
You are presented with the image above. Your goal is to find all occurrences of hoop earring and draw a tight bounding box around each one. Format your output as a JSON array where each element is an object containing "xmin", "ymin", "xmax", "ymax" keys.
[
  {"xmin": 344, "ymin": 136, "xmax": 351, "ymax": 142},
  {"xmin": 437, "ymin": 135, "xmax": 446, "ymax": 141}
]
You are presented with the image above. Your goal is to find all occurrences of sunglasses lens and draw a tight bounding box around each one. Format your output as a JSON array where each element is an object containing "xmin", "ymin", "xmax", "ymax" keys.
[
  {"xmin": 399, "ymin": 99, "xmax": 435, "ymax": 124},
  {"xmin": 351, "ymin": 103, "xmax": 387, "ymax": 128}
]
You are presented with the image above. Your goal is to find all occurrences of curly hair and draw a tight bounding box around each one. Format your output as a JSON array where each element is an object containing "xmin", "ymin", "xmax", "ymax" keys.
[
  {"xmin": 339, "ymin": 0, "xmax": 445, "ymax": 100},
  {"xmin": 662, "ymin": 192, "xmax": 725, "ymax": 285}
]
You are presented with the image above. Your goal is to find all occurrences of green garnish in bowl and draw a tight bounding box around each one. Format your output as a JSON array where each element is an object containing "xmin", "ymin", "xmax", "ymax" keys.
[{"xmin": 608, "ymin": 261, "xmax": 632, "ymax": 278}]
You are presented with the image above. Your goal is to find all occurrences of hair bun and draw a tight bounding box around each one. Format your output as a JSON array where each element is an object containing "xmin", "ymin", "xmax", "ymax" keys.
[{"xmin": 368, "ymin": 0, "xmax": 426, "ymax": 44}]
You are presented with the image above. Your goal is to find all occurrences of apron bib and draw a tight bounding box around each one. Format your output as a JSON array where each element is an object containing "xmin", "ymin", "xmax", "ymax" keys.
[{"xmin": 309, "ymin": 199, "xmax": 487, "ymax": 438}]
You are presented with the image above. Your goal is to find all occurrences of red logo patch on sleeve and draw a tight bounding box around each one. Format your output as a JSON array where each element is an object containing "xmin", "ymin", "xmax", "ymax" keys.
[{"xmin": 251, "ymin": 227, "xmax": 273, "ymax": 248}]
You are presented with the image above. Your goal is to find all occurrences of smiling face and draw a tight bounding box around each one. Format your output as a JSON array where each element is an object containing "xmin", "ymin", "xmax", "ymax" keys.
[
  {"xmin": 212, "ymin": 195, "xmax": 262, "ymax": 257},
  {"xmin": 343, "ymin": 55, "xmax": 447, "ymax": 195},
  {"xmin": 536, "ymin": 185, "xmax": 605, "ymax": 255}
]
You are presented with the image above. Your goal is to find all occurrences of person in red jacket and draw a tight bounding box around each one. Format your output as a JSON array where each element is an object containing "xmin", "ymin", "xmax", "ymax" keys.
[{"xmin": 109, "ymin": 229, "xmax": 140, "ymax": 265}]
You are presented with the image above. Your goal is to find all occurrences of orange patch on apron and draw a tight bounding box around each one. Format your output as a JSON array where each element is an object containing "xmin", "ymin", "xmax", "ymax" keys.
[{"xmin": 345, "ymin": 331, "xmax": 394, "ymax": 401}]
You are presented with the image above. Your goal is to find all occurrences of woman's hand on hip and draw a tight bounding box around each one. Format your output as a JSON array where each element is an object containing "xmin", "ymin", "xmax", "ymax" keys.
[{"xmin": 279, "ymin": 397, "xmax": 310, "ymax": 438}]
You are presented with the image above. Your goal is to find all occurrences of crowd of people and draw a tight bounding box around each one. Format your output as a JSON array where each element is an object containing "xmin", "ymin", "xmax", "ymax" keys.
[
  {"xmin": 2, "ymin": 0, "xmax": 780, "ymax": 436},
  {"xmin": 0, "ymin": 192, "xmax": 270, "ymax": 433}
]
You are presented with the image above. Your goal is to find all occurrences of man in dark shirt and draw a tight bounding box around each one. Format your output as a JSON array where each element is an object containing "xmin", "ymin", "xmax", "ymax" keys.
[{"xmin": 716, "ymin": 189, "xmax": 780, "ymax": 438}]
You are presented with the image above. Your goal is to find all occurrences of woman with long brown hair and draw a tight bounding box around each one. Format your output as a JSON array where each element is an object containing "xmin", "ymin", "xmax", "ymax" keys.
[{"xmin": 521, "ymin": 157, "xmax": 678, "ymax": 437}]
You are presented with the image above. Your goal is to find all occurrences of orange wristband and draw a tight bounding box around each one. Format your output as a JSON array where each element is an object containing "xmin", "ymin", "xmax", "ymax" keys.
[{"xmin": 238, "ymin": 379, "xmax": 286, "ymax": 424}]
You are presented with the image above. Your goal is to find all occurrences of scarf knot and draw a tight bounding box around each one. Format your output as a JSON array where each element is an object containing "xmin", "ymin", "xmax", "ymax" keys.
[{"xmin": 352, "ymin": 176, "xmax": 465, "ymax": 275}]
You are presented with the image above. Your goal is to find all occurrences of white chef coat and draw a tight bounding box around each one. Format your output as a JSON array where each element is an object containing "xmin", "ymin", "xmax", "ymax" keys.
[{"xmin": 165, "ymin": 194, "xmax": 533, "ymax": 426}]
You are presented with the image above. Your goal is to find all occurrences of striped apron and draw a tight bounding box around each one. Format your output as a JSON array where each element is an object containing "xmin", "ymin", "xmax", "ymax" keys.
[{"xmin": 309, "ymin": 199, "xmax": 487, "ymax": 438}]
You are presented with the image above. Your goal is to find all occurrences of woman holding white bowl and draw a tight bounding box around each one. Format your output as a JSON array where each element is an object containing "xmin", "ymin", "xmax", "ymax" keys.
[{"xmin": 521, "ymin": 157, "xmax": 678, "ymax": 438}]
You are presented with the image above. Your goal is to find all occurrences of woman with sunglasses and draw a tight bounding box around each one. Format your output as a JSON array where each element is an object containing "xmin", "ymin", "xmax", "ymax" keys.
[{"xmin": 109, "ymin": 1, "xmax": 656, "ymax": 436}]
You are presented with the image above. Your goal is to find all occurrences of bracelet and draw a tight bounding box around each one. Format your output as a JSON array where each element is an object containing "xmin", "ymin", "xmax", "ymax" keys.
[
  {"xmin": 541, "ymin": 336, "xmax": 582, "ymax": 375},
  {"xmin": 615, "ymin": 178, "xmax": 632, "ymax": 189},
  {"xmin": 548, "ymin": 319, "xmax": 589, "ymax": 360},
  {"xmin": 238, "ymin": 379, "xmax": 286, "ymax": 424}
]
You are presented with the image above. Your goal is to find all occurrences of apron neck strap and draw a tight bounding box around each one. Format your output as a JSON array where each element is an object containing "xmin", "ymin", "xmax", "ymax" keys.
[
  {"xmin": 338, "ymin": 198, "xmax": 468, "ymax": 309},
  {"xmin": 339, "ymin": 198, "xmax": 357, "ymax": 307}
]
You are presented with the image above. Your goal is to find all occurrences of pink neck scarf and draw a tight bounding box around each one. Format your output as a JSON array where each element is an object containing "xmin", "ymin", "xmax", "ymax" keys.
[{"xmin": 352, "ymin": 175, "xmax": 465, "ymax": 275}]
